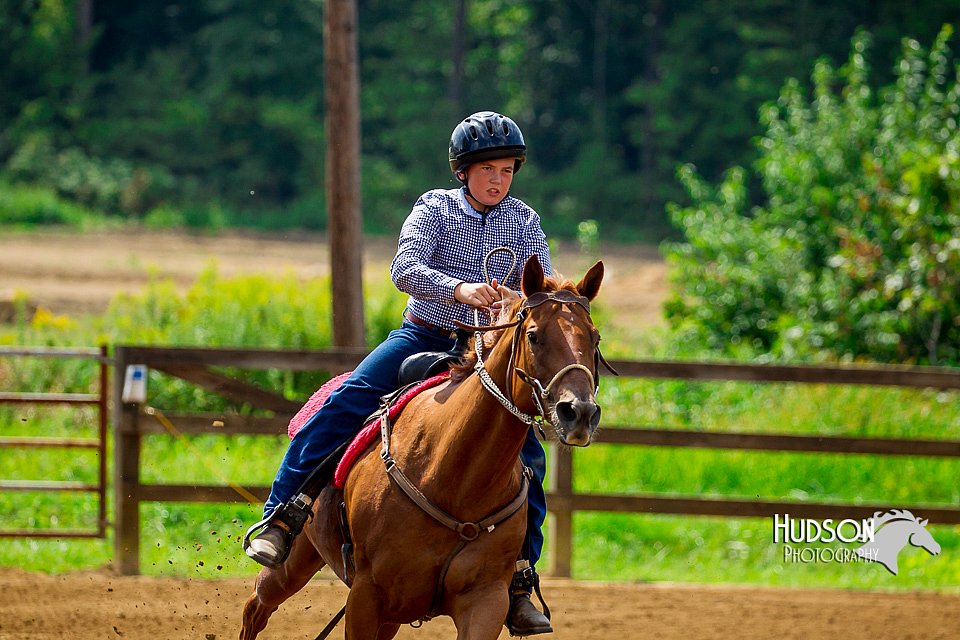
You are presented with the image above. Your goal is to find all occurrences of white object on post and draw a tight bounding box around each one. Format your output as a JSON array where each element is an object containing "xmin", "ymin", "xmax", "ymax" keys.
[{"xmin": 121, "ymin": 364, "xmax": 147, "ymax": 403}]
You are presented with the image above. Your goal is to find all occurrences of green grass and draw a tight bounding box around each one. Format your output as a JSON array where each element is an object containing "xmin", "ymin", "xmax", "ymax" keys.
[
  {"xmin": 1, "ymin": 268, "xmax": 958, "ymax": 590},
  {"xmin": 570, "ymin": 513, "xmax": 960, "ymax": 588}
]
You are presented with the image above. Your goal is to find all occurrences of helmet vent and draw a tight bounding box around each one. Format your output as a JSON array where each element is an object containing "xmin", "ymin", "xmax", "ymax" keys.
[{"xmin": 468, "ymin": 125, "xmax": 479, "ymax": 140}]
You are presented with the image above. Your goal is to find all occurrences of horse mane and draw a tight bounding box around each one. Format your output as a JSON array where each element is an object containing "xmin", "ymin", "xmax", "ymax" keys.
[
  {"xmin": 871, "ymin": 509, "xmax": 925, "ymax": 528},
  {"xmin": 449, "ymin": 272, "xmax": 580, "ymax": 383}
]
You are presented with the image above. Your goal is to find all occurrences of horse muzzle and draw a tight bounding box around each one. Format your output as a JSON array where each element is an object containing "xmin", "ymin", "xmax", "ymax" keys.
[{"xmin": 552, "ymin": 396, "xmax": 600, "ymax": 447}]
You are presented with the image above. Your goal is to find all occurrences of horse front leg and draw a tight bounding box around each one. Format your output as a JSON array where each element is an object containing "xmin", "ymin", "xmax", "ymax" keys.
[
  {"xmin": 448, "ymin": 586, "xmax": 510, "ymax": 640},
  {"xmin": 239, "ymin": 535, "xmax": 324, "ymax": 640},
  {"xmin": 342, "ymin": 577, "xmax": 401, "ymax": 640}
]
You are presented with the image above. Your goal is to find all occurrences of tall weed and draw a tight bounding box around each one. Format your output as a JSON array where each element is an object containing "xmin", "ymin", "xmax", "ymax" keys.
[{"xmin": 97, "ymin": 263, "xmax": 407, "ymax": 410}]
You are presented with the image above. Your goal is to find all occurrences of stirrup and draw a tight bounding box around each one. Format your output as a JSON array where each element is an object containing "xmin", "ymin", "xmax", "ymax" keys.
[
  {"xmin": 243, "ymin": 493, "xmax": 313, "ymax": 568},
  {"xmin": 506, "ymin": 566, "xmax": 552, "ymax": 636},
  {"xmin": 510, "ymin": 566, "xmax": 551, "ymax": 619}
]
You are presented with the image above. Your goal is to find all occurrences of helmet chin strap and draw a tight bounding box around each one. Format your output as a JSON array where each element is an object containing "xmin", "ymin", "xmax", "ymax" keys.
[
  {"xmin": 459, "ymin": 180, "xmax": 503, "ymax": 216},
  {"xmin": 455, "ymin": 171, "xmax": 482, "ymax": 210}
]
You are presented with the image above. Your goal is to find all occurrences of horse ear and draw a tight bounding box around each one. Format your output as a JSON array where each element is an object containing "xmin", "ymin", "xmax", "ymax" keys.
[
  {"xmin": 920, "ymin": 518, "xmax": 929, "ymax": 527},
  {"xmin": 576, "ymin": 260, "xmax": 604, "ymax": 301},
  {"xmin": 521, "ymin": 254, "xmax": 545, "ymax": 296}
]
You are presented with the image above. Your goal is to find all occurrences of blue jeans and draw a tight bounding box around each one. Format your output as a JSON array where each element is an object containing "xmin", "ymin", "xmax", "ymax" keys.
[{"xmin": 264, "ymin": 320, "xmax": 548, "ymax": 567}]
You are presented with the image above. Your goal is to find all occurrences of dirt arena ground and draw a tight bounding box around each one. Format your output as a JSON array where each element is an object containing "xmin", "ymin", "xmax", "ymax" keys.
[
  {"xmin": 2, "ymin": 568, "xmax": 959, "ymax": 640},
  {"xmin": 4, "ymin": 231, "xmax": 958, "ymax": 639}
]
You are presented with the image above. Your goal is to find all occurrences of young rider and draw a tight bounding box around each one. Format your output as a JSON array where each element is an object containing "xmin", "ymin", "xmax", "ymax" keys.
[{"xmin": 246, "ymin": 111, "xmax": 555, "ymax": 635}]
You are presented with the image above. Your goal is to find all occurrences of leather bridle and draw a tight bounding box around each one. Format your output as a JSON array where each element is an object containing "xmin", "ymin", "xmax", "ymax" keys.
[{"xmin": 459, "ymin": 288, "xmax": 617, "ymax": 436}]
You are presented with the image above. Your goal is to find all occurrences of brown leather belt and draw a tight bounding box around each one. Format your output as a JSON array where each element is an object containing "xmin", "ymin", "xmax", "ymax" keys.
[{"xmin": 404, "ymin": 311, "xmax": 455, "ymax": 338}]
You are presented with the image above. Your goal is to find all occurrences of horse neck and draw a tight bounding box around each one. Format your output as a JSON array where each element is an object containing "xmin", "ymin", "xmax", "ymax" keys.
[
  {"xmin": 431, "ymin": 329, "xmax": 529, "ymax": 494},
  {"xmin": 862, "ymin": 521, "xmax": 912, "ymax": 555}
]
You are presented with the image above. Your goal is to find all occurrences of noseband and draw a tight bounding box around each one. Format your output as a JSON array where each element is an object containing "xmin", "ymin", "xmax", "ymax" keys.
[{"xmin": 464, "ymin": 289, "xmax": 603, "ymax": 434}]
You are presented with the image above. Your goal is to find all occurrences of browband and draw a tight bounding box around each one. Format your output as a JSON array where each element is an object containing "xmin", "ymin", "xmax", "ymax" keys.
[{"xmin": 521, "ymin": 290, "xmax": 591, "ymax": 313}]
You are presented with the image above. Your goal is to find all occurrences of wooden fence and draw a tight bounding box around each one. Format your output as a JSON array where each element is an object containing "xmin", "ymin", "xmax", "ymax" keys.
[
  {"xmin": 113, "ymin": 345, "xmax": 960, "ymax": 576},
  {"xmin": 0, "ymin": 346, "xmax": 109, "ymax": 539}
]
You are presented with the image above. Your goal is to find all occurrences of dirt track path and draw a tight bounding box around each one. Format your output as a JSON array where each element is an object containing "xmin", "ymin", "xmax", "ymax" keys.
[
  {"xmin": 0, "ymin": 230, "xmax": 668, "ymax": 326},
  {"xmin": 2, "ymin": 569, "xmax": 958, "ymax": 640}
]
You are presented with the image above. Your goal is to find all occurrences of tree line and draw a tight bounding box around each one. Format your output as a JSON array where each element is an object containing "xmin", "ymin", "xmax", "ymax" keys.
[
  {"xmin": 2, "ymin": 0, "xmax": 959, "ymax": 241},
  {"xmin": 667, "ymin": 26, "xmax": 960, "ymax": 366}
]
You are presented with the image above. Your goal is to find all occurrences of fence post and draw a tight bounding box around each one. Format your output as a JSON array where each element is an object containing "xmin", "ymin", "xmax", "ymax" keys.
[
  {"xmin": 550, "ymin": 442, "xmax": 573, "ymax": 578},
  {"xmin": 113, "ymin": 347, "xmax": 141, "ymax": 575},
  {"xmin": 97, "ymin": 345, "xmax": 109, "ymax": 537}
]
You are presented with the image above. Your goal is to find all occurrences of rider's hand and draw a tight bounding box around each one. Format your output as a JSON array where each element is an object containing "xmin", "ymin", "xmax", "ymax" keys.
[
  {"xmin": 454, "ymin": 280, "xmax": 501, "ymax": 309},
  {"xmin": 491, "ymin": 280, "xmax": 520, "ymax": 318}
]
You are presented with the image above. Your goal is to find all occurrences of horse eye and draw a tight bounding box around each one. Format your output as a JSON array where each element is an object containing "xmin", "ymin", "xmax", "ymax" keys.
[{"xmin": 526, "ymin": 330, "xmax": 539, "ymax": 345}]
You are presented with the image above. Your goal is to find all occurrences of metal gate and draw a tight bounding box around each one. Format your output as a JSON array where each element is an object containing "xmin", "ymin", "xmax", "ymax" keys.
[{"xmin": 0, "ymin": 346, "xmax": 109, "ymax": 538}]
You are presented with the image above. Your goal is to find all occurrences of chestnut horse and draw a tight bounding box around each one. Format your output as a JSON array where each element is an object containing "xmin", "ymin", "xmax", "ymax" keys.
[{"xmin": 240, "ymin": 256, "xmax": 606, "ymax": 639}]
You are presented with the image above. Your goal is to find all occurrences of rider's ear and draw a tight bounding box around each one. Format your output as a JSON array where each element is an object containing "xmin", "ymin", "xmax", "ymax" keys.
[
  {"xmin": 521, "ymin": 255, "xmax": 545, "ymax": 296},
  {"xmin": 576, "ymin": 261, "xmax": 604, "ymax": 301}
]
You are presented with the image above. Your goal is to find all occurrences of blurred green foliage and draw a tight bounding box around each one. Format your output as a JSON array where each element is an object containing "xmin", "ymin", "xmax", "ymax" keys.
[
  {"xmin": 0, "ymin": 180, "xmax": 100, "ymax": 227},
  {"xmin": 2, "ymin": 1, "xmax": 959, "ymax": 240},
  {"xmin": 666, "ymin": 26, "xmax": 960, "ymax": 365}
]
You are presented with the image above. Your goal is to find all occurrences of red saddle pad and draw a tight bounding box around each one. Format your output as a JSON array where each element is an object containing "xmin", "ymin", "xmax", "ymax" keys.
[{"xmin": 285, "ymin": 372, "xmax": 450, "ymax": 489}]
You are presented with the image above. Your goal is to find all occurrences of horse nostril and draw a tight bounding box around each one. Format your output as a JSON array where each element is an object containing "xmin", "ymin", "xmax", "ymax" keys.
[
  {"xmin": 590, "ymin": 404, "xmax": 601, "ymax": 429},
  {"xmin": 556, "ymin": 401, "xmax": 578, "ymax": 424},
  {"xmin": 556, "ymin": 400, "xmax": 601, "ymax": 430}
]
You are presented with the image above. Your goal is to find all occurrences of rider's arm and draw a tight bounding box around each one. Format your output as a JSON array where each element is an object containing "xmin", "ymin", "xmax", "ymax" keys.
[{"xmin": 390, "ymin": 192, "xmax": 462, "ymax": 304}]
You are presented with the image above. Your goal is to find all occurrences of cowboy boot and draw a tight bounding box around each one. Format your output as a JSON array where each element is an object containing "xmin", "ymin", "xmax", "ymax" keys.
[
  {"xmin": 244, "ymin": 493, "xmax": 313, "ymax": 569},
  {"xmin": 245, "ymin": 440, "xmax": 351, "ymax": 568},
  {"xmin": 506, "ymin": 564, "xmax": 552, "ymax": 636}
]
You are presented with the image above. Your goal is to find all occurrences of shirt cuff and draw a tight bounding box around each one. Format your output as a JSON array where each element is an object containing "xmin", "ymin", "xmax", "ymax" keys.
[{"xmin": 437, "ymin": 276, "xmax": 461, "ymax": 305}]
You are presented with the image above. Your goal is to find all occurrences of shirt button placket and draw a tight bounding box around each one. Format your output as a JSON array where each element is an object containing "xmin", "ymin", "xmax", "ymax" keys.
[{"xmin": 479, "ymin": 217, "xmax": 490, "ymax": 284}]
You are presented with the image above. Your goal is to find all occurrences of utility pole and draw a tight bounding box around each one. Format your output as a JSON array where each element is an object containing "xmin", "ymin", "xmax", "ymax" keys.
[
  {"xmin": 450, "ymin": 0, "xmax": 466, "ymax": 115},
  {"xmin": 75, "ymin": 0, "xmax": 93, "ymax": 45},
  {"xmin": 324, "ymin": 0, "xmax": 366, "ymax": 348}
]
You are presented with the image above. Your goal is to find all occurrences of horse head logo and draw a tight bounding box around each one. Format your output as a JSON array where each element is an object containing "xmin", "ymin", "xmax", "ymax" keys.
[{"xmin": 854, "ymin": 509, "xmax": 940, "ymax": 575}]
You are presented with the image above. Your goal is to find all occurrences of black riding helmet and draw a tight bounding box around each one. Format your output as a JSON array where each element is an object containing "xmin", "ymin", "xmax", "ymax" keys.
[{"xmin": 449, "ymin": 111, "xmax": 526, "ymax": 180}]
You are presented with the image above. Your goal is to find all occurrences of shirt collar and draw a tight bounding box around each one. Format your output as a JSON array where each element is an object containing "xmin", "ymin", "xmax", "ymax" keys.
[{"xmin": 457, "ymin": 187, "xmax": 506, "ymax": 220}]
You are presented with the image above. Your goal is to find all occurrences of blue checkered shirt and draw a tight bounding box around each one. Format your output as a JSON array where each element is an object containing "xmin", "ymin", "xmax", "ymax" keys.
[{"xmin": 390, "ymin": 187, "xmax": 552, "ymax": 331}]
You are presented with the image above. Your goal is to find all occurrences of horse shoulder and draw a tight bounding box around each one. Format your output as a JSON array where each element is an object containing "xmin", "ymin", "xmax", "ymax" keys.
[{"xmin": 388, "ymin": 382, "xmax": 464, "ymax": 452}]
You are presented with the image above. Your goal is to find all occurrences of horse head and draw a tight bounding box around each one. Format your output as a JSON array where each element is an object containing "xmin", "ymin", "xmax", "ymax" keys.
[
  {"xmin": 855, "ymin": 509, "xmax": 941, "ymax": 575},
  {"xmin": 507, "ymin": 255, "xmax": 606, "ymax": 447},
  {"xmin": 907, "ymin": 517, "xmax": 941, "ymax": 557}
]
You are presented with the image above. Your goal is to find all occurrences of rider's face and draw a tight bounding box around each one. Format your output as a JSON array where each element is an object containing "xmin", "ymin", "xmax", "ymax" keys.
[{"xmin": 463, "ymin": 157, "xmax": 516, "ymax": 208}]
